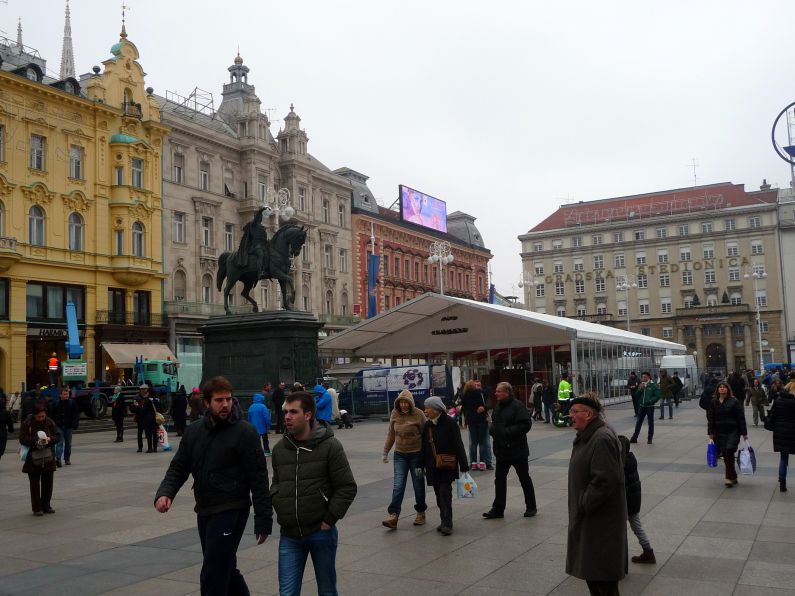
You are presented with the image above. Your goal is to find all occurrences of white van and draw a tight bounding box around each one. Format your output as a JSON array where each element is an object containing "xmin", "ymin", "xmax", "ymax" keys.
[{"xmin": 659, "ymin": 355, "xmax": 699, "ymax": 398}]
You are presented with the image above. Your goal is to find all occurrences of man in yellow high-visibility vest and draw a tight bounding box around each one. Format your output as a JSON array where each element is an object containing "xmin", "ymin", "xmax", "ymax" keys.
[{"xmin": 557, "ymin": 373, "xmax": 573, "ymax": 402}]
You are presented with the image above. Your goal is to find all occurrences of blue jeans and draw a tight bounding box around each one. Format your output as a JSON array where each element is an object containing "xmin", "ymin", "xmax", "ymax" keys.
[
  {"xmin": 659, "ymin": 397, "xmax": 673, "ymax": 418},
  {"xmin": 631, "ymin": 406, "xmax": 655, "ymax": 442},
  {"xmin": 56, "ymin": 427, "xmax": 73, "ymax": 463},
  {"xmin": 780, "ymin": 453, "xmax": 789, "ymax": 481},
  {"xmin": 279, "ymin": 526, "xmax": 338, "ymax": 596},
  {"xmin": 468, "ymin": 424, "xmax": 492, "ymax": 467},
  {"xmin": 388, "ymin": 451, "xmax": 427, "ymax": 515}
]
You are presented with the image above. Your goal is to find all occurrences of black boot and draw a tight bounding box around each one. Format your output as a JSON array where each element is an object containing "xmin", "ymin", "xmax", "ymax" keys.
[{"xmin": 781, "ymin": 479, "xmax": 788, "ymax": 493}]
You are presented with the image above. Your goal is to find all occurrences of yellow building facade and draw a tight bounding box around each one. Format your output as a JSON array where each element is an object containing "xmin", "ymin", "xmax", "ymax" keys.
[{"xmin": 0, "ymin": 30, "xmax": 168, "ymax": 391}]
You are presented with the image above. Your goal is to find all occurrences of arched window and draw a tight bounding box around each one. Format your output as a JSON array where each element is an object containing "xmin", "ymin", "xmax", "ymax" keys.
[
  {"xmin": 301, "ymin": 284, "xmax": 311, "ymax": 312},
  {"xmin": 132, "ymin": 221, "xmax": 144, "ymax": 256},
  {"xmin": 173, "ymin": 270, "xmax": 187, "ymax": 301},
  {"xmin": 261, "ymin": 284, "xmax": 269, "ymax": 309},
  {"xmin": 68, "ymin": 212, "xmax": 84, "ymax": 251},
  {"xmin": 28, "ymin": 205, "xmax": 45, "ymax": 246},
  {"xmin": 202, "ymin": 274, "xmax": 213, "ymax": 304},
  {"xmin": 596, "ymin": 303, "xmax": 607, "ymax": 315},
  {"xmin": 730, "ymin": 292, "xmax": 742, "ymax": 306},
  {"xmin": 340, "ymin": 292, "xmax": 349, "ymax": 316},
  {"xmin": 706, "ymin": 294, "xmax": 718, "ymax": 307},
  {"xmin": 556, "ymin": 306, "xmax": 566, "ymax": 317},
  {"xmin": 325, "ymin": 290, "xmax": 334, "ymax": 315}
]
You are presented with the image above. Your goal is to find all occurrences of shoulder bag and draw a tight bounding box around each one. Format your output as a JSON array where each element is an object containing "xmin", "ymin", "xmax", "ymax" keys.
[
  {"xmin": 30, "ymin": 446, "xmax": 54, "ymax": 467},
  {"xmin": 428, "ymin": 426, "xmax": 457, "ymax": 470},
  {"xmin": 480, "ymin": 392, "xmax": 492, "ymax": 424}
]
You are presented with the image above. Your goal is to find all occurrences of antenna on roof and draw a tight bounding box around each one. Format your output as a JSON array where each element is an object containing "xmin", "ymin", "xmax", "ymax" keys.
[{"xmin": 688, "ymin": 158, "xmax": 699, "ymax": 188}]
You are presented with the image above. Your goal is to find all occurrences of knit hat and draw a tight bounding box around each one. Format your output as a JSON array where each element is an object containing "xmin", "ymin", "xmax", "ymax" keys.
[{"xmin": 424, "ymin": 396, "xmax": 446, "ymax": 413}]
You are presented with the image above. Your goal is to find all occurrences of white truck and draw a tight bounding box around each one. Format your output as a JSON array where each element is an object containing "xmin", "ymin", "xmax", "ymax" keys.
[{"xmin": 659, "ymin": 355, "xmax": 699, "ymax": 398}]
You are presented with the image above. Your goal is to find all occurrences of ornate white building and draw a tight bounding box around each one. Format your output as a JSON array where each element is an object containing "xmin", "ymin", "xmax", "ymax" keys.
[{"xmin": 158, "ymin": 55, "xmax": 354, "ymax": 389}]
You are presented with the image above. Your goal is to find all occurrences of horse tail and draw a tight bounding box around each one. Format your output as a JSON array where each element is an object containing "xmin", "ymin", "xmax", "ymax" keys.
[{"xmin": 217, "ymin": 252, "xmax": 229, "ymax": 291}]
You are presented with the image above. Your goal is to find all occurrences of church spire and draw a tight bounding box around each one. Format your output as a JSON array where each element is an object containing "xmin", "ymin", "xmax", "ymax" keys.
[
  {"xmin": 59, "ymin": 0, "xmax": 76, "ymax": 79},
  {"xmin": 120, "ymin": 2, "xmax": 128, "ymax": 39},
  {"xmin": 16, "ymin": 18, "xmax": 23, "ymax": 52}
]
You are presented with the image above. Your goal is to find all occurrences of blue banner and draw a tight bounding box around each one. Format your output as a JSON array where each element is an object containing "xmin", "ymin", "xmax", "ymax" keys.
[
  {"xmin": 488, "ymin": 283, "xmax": 495, "ymax": 304},
  {"xmin": 367, "ymin": 254, "xmax": 380, "ymax": 317}
]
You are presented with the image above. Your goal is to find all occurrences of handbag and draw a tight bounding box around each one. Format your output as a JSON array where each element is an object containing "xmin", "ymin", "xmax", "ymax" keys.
[
  {"xmin": 428, "ymin": 427, "xmax": 457, "ymax": 470},
  {"xmin": 480, "ymin": 392, "xmax": 492, "ymax": 425},
  {"xmin": 707, "ymin": 440, "xmax": 717, "ymax": 467},
  {"xmin": 738, "ymin": 439, "xmax": 756, "ymax": 475},
  {"xmin": 30, "ymin": 446, "xmax": 54, "ymax": 467},
  {"xmin": 764, "ymin": 404, "xmax": 776, "ymax": 431},
  {"xmin": 456, "ymin": 472, "xmax": 478, "ymax": 498}
]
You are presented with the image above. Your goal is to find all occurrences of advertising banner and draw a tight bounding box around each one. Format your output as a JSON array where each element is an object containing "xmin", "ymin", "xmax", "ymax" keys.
[
  {"xmin": 399, "ymin": 185, "xmax": 448, "ymax": 232},
  {"xmin": 367, "ymin": 253, "xmax": 380, "ymax": 318}
]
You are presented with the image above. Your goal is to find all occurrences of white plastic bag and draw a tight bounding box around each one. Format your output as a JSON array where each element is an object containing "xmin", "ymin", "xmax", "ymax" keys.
[
  {"xmin": 157, "ymin": 425, "xmax": 172, "ymax": 452},
  {"xmin": 738, "ymin": 439, "xmax": 755, "ymax": 475},
  {"xmin": 456, "ymin": 472, "xmax": 478, "ymax": 498}
]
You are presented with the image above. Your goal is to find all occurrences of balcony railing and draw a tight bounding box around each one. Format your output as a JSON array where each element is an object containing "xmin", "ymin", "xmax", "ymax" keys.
[
  {"xmin": 0, "ymin": 236, "xmax": 18, "ymax": 250},
  {"xmin": 122, "ymin": 101, "xmax": 143, "ymax": 118},
  {"xmin": 200, "ymin": 246, "xmax": 217, "ymax": 257},
  {"xmin": 576, "ymin": 313, "xmax": 615, "ymax": 323},
  {"xmin": 163, "ymin": 301, "xmax": 253, "ymax": 317},
  {"xmin": 318, "ymin": 313, "xmax": 361, "ymax": 326},
  {"xmin": 95, "ymin": 310, "xmax": 167, "ymax": 327}
]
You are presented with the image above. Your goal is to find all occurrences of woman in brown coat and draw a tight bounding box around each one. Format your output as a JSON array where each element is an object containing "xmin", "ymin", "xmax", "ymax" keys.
[
  {"xmin": 19, "ymin": 402, "xmax": 58, "ymax": 515},
  {"xmin": 566, "ymin": 394, "xmax": 627, "ymax": 596}
]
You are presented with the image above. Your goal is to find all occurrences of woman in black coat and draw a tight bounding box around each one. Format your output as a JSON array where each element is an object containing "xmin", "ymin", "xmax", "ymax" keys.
[
  {"xmin": 421, "ymin": 396, "xmax": 468, "ymax": 536},
  {"xmin": 110, "ymin": 386, "xmax": 127, "ymax": 443},
  {"xmin": 19, "ymin": 402, "xmax": 58, "ymax": 515},
  {"xmin": 765, "ymin": 390, "xmax": 795, "ymax": 492},
  {"xmin": 170, "ymin": 385, "xmax": 188, "ymax": 437},
  {"xmin": 706, "ymin": 382, "xmax": 748, "ymax": 488}
]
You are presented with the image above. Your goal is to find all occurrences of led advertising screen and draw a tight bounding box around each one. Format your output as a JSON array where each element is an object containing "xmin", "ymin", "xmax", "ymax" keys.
[{"xmin": 399, "ymin": 185, "xmax": 448, "ymax": 233}]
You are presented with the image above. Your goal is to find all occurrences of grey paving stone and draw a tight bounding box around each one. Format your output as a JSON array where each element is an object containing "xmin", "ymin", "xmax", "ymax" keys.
[
  {"xmin": 639, "ymin": 576, "xmax": 735, "ymax": 596},
  {"xmin": 749, "ymin": 540, "xmax": 795, "ymax": 564},
  {"xmin": 690, "ymin": 520, "xmax": 759, "ymax": 540},
  {"xmin": 676, "ymin": 535, "xmax": 754, "ymax": 560},
  {"xmin": 658, "ymin": 554, "xmax": 744, "ymax": 583},
  {"xmin": 0, "ymin": 563, "xmax": 92, "ymax": 594},
  {"xmin": 739, "ymin": 560, "xmax": 795, "ymax": 589}
]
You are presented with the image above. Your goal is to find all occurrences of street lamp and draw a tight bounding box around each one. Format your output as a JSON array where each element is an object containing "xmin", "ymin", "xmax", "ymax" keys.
[
  {"xmin": 427, "ymin": 241, "xmax": 453, "ymax": 295},
  {"xmin": 260, "ymin": 188, "xmax": 295, "ymax": 226},
  {"xmin": 743, "ymin": 268, "xmax": 767, "ymax": 374},
  {"xmin": 616, "ymin": 277, "xmax": 637, "ymax": 332}
]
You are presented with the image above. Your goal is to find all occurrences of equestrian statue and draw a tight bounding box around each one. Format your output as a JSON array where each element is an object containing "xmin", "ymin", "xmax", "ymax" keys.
[{"xmin": 216, "ymin": 207, "xmax": 307, "ymax": 314}]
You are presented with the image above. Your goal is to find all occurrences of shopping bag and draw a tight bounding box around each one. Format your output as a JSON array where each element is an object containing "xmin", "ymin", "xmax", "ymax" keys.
[
  {"xmin": 738, "ymin": 439, "xmax": 755, "ymax": 475},
  {"xmin": 456, "ymin": 472, "xmax": 478, "ymax": 498},
  {"xmin": 18, "ymin": 444, "xmax": 29, "ymax": 462},
  {"xmin": 157, "ymin": 425, "xmax": 173, "ymax": 452},
  {"xmin": 707, "ymin": 440, "xmax": 717, "ymax": 467}
]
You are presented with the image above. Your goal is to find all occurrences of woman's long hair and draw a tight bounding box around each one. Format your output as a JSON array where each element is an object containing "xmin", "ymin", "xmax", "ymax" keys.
[{"xmin": 713, "ymin": 381, "xmax": 734, "ymax": 399}]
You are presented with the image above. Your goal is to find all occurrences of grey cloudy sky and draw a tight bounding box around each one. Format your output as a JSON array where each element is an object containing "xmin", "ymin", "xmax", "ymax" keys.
[{"xmin": 5, "ymin": 1, "xmax": 794, "ymax": 297}]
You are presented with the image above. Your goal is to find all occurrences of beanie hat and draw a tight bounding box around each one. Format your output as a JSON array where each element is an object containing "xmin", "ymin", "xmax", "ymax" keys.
[{"xmin": 424, "ymin": 396, "xmax": 446, "ymax": 413}]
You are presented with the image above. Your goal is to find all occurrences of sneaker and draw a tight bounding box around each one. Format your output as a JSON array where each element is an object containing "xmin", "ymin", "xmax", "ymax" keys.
[
  {"xmin": 43, "ymin": 507, "xmax": 55, "ymax": 514},
  {"xmin": 631, "ymin": 549, "xmax": 656, "ymax": 564},
  {"xmin": 470, "ymin": 463, "xmax": 478, "ymax": 472},
  {"xmin": 478, "ymin": 462, "xmax": 486, "ymax": 471},
  {"xmin": 55, "ymin": 460, "xmax": 62, "ymax": 468},
  {"xmin": 780, "ymin": 480, "xmax": 788, "ymax": 492},
  {"xmin": 413, "ymin": 512, "xmax": 426, "ymax": 526},
  {"xmin": 725, "ymin": 479, "xmax": 734, "ymax": 488},
  {"xmin": 658, "ymin": 417, "xmax": 664, "ymax": 420},
  {"xmin": 382, "ymin": 512, "xmax": 398, "ymax": 530},
  {"xmin": 482, "ymin": 510, "xmax": 504, "ymax": 519},
  {"xmin": 439, "ymin": 526, "xmax": 453, "ymax": 536},
  {"xmin": 647, "ymin": 439, "xmax": 653, "ymax": 445},
  {"xmin": 523, "ymin": 509, "xmax": 537, "ymax": 518},
  {"xmin": 64, "ymin": 460, "xmax": 71, "ymax": 465},
  {"xmin": 629, "ymin": 437, "xmax": 638, "ymax": 444}
]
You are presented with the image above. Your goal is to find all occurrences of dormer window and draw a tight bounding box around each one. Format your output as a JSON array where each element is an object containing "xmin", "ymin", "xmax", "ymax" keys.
[{"xmin": 26, "ymin": 67, "xmax": 38, "ymax": 81}]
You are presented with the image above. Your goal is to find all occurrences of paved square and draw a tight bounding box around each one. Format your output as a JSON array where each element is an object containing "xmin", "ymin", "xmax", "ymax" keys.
[{"xmin": 0, "ymin": 400, "xmax": 791, "ymax": 595}]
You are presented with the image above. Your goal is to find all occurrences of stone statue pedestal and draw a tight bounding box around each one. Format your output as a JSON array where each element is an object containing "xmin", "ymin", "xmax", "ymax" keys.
[{"xmin": 199, "ymin": 310, "xmax": 324, "ymax": 395}]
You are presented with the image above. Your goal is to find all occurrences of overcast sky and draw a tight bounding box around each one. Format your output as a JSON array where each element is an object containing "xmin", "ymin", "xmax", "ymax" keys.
[{"xmin": 5, "ymin": 1, "xmax": 795, "ymax": 297}]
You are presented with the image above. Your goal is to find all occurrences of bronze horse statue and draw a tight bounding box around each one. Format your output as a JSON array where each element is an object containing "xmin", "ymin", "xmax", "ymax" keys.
[{"xmin": 216, "ymin": 223, "xmax": 307, "ymax": 314}]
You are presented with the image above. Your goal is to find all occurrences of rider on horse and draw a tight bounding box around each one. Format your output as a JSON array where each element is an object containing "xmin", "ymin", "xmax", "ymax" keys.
[{"xmin": 236, "ymin": 207, "xmax": 268, "ymax": 277}]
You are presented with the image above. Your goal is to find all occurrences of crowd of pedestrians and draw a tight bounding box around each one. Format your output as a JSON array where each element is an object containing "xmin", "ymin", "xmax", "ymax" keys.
[{"xmin": 5, "ymin": 363, "xmax": 795, "ymax": 596}]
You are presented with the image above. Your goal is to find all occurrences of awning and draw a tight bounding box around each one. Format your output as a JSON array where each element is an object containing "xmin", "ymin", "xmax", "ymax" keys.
[
  {"xmin": 102, "ymin": 343, "xmax": 177, "ymax": 367},
  {"xmin": 318, "ymin": 293, "xmax": 686, "ymax": 357}
]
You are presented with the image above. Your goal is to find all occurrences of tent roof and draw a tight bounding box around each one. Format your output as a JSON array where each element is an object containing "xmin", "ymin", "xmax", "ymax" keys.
[{"xmin": 318, "ymin": 293, "xmax": 686, "ymax": 357}]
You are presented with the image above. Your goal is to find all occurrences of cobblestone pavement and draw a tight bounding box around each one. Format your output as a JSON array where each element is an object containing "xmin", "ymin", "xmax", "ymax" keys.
[{"xmin": 0, "ymin": 400, "xmax": 792, "ymax": 595}]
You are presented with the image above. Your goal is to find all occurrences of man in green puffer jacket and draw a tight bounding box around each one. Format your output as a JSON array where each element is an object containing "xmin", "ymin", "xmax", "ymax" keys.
[
  {"xmin": 630, "ymin": 371, "xmax": 661, "ymax": 445},
  {"xmin": 271, "ymin": 391, "xmax": 357, "ymax": 596}
]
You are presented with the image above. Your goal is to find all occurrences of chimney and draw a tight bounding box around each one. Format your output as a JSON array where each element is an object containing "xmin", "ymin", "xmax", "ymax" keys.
[{"xmin": 761, "ymin": 179, "xmax": 772, "ymax": 191}]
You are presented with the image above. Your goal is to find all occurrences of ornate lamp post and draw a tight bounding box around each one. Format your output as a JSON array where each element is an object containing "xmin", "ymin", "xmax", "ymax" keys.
[
  {"xmin": 260, "ymin": 188, "xmax": 295, "ymax": 226},
  {"xmin": 427, "ymin": 241, "xmax": 453, "ymax": 295},
  {"xmin": 616, "ymin": 277, "xmax": 637, "ymax": 332},
  {"xmin": 744, "ymin": 268, "xmax": 767, "ymax": 374}
]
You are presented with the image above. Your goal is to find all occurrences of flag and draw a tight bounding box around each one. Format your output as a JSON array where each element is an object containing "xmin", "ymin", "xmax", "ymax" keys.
[
  {"xmin": 367, "ymin": 253, "xmax": 380, "ymax": 318},
  {"xmin": 488, "ymin": 283, "xmax": 495, "ymax": 304}
]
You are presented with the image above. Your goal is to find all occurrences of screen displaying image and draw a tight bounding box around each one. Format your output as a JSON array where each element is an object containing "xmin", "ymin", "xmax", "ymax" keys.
[{"xmin": 399, "ymin": 185, "xmax": 448, "ymax": 233}]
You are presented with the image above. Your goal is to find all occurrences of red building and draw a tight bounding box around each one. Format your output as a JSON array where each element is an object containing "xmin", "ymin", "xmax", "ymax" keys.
[{"xmin": 337, "ymin": 169, "xmax": 492, "ymax": 317}]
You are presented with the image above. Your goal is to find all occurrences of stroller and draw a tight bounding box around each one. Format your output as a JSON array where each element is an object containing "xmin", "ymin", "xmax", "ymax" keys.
[{"xmin": 337, "ymin": 409, "xmax": 354, "ymax": 429}]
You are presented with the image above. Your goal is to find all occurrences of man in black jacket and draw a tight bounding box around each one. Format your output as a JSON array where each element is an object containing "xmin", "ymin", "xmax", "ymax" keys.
[
  {"xmin": 483, "ymin": 382, "xmax": 538, "ymax": 519},
  {"xmin": 50, "ymin": 387, "xmax": 80, "ymax": 467},
  {"xmin": 154, "ymin": 376, "xmax": 272, "ymax": 595},
  {"xmin": 272, "ymin": 381, "xmax": 286, "ymax": 433}
]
